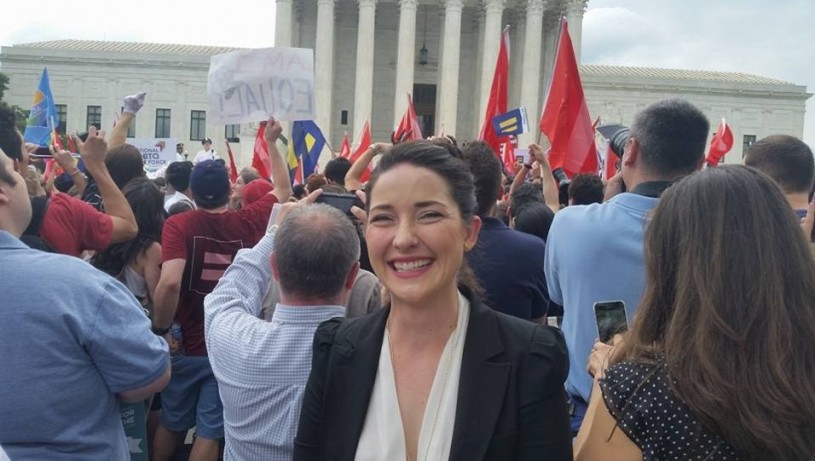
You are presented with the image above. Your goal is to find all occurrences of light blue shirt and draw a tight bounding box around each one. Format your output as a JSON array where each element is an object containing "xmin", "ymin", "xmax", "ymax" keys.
[
  {"xmin": 544, "ymin": 193, "xmax": 658, "ymax": 401},
  {"xmin": 0, "ymin": 231, "xmax": 169, "ymax": 460},
  {"xmin": 204, "ymin": 233, "xmax": 345, "ymax": 461}
]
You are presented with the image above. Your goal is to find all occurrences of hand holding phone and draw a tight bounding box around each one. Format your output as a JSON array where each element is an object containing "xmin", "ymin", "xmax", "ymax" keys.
[{"xmin": 593, "ymin": 301, "xmax": 629, "ymax": 344}]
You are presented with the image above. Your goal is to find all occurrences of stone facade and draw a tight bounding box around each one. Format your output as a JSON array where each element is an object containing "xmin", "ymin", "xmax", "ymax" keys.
[{"xmin": 0, "ymin": 0, "xmax": 809, "ymax": 168}]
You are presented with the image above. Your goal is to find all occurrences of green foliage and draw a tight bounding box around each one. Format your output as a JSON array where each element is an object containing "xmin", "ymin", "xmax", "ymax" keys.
[
  {"xmin": 0, "ymin": 72, "xmax": 30, "ymax": 132},
  {"xmin": 0, "ymin": 73, "xmax": 8, "ymax": 101}
]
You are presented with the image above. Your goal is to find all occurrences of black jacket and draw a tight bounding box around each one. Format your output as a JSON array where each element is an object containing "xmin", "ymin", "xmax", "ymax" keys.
[{"xmin": 293, "ymin": 294, "xmax": 572, "ymax": 460}]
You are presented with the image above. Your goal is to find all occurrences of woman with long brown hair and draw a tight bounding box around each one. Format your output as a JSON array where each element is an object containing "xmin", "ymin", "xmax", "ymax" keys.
[{"xmin": 575, "ymin": 165, "xmax": 815, "ymax": 460}]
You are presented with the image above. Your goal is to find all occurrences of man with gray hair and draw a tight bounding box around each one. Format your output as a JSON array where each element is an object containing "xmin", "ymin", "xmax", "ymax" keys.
[{"xmin": 204, "ymin": 197, "xmax": 360, "ymax": 460}]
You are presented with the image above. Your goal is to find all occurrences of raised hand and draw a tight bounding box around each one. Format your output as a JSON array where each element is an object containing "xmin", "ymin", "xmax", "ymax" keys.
[
  {"xmin": 74, "ymin": 126, "xmax": 108, "ymax": 168},
  {"xmin": 264, "ymin": 117, "xmax": 283, "ymax": 145}
]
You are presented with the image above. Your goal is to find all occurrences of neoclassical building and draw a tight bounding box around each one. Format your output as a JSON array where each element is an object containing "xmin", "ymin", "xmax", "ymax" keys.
[{"xmin": 0, "ymin": 0, "xmax": 809, "ymax": 166}]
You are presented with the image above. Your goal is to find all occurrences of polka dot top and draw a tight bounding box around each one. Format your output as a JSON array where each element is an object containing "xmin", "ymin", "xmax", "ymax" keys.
[{"xmin": 599, "ymin": 361, "xmax": 740, "ymax": 460}]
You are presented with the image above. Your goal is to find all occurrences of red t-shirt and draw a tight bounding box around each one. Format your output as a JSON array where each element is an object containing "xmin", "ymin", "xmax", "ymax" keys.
[
  {"xmin": 161, "ymin": 193, "xmax": 277, "ymax": 356},
  {"xmin": 40, "ymin": 192, "xmax": 113, "ymax": 257}
]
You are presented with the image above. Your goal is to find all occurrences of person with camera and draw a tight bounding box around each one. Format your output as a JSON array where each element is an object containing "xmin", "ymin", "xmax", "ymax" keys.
[
  {"xmin": 574, "ymin": 166, "xmax": 815, "ymax": 460},
  {"xmin": 543, "ymin": 98, "xmax": 710, "ymax": 435}
]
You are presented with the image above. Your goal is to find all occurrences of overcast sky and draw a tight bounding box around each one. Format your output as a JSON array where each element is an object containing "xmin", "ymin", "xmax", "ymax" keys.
[{"xmin": 1, "ymin": 0, "xmax": 813, "ymax": 143}]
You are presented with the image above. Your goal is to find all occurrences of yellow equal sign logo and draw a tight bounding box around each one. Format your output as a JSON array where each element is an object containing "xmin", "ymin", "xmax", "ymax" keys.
[{"xmin": 499, "ymin": 117, "xmax": 518, "ymax": 134}]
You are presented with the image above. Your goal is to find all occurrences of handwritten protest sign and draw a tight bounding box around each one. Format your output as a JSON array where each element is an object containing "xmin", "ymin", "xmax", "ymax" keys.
[
  {"xmin": 207, "ymin": 47, "xmax": 315, "ymax": 125},
  {"xmin": 126, "ymin": 138, "xmax": 177, "ymax": 172}
]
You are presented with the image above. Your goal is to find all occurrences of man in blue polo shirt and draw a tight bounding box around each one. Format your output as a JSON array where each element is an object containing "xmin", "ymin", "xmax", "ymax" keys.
[
  {"xmin": 545, "ymin": 99, "xmax": 709, "ymax": 435},
  {"xmin": 463, "ymin": 140, "xmax": 549, "ymax": 322},
  {"xmin": 0, "ymin": 116, "xmax": 170, "ymax": 459}
]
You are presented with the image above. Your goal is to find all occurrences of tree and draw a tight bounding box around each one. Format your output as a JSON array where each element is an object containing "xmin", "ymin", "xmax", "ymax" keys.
[
  {"xmin": 0, "ymin": 72, "xmax": 30, "ymax": 132},
  {"xmin": 0, "ymin": 73, "xmax": 8, "ymax": 102}
]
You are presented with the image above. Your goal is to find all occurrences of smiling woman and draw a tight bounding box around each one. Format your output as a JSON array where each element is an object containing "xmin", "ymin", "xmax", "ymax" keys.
[{"xmin": 293, "ymin": 141, "xmax": 573, "ymax": 461}]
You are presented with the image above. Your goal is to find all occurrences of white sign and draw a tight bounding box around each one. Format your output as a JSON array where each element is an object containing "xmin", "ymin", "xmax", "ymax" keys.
[
  {"xmin": 514, "ymin": 148, "xmax": 529, "ymax": 163},
  {"xmin": 207, "ymin": 47, "xmax": 315, "ymax": 125},
  {"xmin": 127, "ymin": 138, "xmax": 177, "ymax": 172}
]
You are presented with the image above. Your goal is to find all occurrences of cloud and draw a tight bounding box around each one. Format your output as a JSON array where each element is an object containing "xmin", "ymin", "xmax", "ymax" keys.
[
  {"xmin": 583, "ymin": 0, "xmax": 815, "ymax": 143},
  {"xmin": 1, "ymin": 1, "xmax": 277, "ymax": 48}
]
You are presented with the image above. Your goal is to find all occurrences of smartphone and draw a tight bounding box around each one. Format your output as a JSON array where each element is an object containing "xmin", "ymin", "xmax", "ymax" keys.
[
  {"xmin": 593, "ymin": 301, "xmax": 628, "ymax": 344},
  {"xmin": 316, "ymin": 192, "xmax": 362, "ymax": 216}
]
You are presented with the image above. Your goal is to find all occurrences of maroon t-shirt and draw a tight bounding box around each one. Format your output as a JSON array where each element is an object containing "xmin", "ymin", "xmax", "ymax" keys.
[{"xmin": 161, "ymin": 193, "xmax": 277, "ymax": 356}]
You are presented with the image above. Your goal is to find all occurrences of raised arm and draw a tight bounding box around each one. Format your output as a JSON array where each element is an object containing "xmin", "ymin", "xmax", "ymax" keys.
[
  {"xmin": 345, "ymin": 143, "xmax": 389, "ymax": 191},
  {"xmin": 74, "ymin": 127, "xmax": 138, "ymax": 243},
  {"xmin": 529, "ymin": 143, "xmax": 560, "ymax": 213},
  {"xmin": 509, "ymin": 162, "xmax": 529, "ymax": 197},
  {"xmin": 108, "ymin": 92, "xmax": 145, "ymax": 151},
  {"xmin": 265, "ymin": 117, "xmax": 293, "ymax": 203},
  {"xmin": 50, "ymin": 144, "xmax": 86, "ymax": 196}
]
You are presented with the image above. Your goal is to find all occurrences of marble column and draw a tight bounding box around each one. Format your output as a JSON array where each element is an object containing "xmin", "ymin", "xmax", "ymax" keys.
[
  {"xmin": 518, "ymin": 0, "xmax": 545, "ymax": 146},
  {"xmin": 393, "ymin": 0, "xmax": 419, "ymax": 127},
  {"xmin": 315, "ymin": 0, "xmax": 336, "ymax": 145},
  {"xmin": 541, "ymin": 12, "xmax": 560, "ymax": 104},
  {"xmin": 354, "ymin": 0, "xmax": 377, "ymax": 138},
  {"xmin": 437, "ymin": 0, "xmax": 464, "ymax": 135},
  {"xmin": 478, "ymin": 0, "xmax": 505, "ymax": 119},
  {"xmin": 566, "ymin": 0, "xmax": 587, "ymax": 63},
  {"xmin": 274, "ymin": 0, "xmax": 294, "ymax": 47}
]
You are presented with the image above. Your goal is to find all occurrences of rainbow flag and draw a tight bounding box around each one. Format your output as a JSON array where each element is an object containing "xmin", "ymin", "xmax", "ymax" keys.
[
  {"xmin": 287, "ymin": 121, "xmax": 326, "ymax": 185},
  {"xmin": 24, "ymin": 68, "xmax": 60, "ymax": 147}
]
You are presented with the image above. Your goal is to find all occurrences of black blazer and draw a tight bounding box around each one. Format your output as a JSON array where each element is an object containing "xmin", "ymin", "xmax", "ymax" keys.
[{"xmin": 293, "ymin": 294, "xmax": 572, "ymax": 460}]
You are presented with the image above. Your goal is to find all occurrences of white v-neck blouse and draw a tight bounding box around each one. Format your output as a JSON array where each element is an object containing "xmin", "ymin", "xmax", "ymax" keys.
[{"xmin": 355, "ymin": 293, "xmax": 471, "ymax": 461}]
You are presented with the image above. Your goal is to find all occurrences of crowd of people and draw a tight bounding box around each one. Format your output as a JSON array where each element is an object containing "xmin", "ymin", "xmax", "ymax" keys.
[{"xmin": 0, "ymin": 91, "xmax": 813, "ymax": 461}]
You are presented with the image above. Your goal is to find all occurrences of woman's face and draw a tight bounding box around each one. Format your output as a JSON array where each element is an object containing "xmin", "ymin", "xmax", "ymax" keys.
[
  {"xmin": 231, "ymin": 176, "xmax": 246, "ymax": 199},
  {"xmin": 366, "ymin": 164, "xmax": 480, "ymax": 306}
]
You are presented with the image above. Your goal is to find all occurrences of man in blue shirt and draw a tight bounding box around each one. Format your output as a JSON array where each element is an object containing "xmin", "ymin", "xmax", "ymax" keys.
[
  {"xmin": 0, "ymin": 117, "xmax": 170, "ymax": 459},
  {"xmin": 205, "ymin": 197, "xmax": 360, "ymax": 460},
  {"xmin": 463, "ymin": 141, "xmax": 549, "ymax": 322},
  {"xmin": 545, "ymin": 99, "xmax": 709, "ymax": 435}
]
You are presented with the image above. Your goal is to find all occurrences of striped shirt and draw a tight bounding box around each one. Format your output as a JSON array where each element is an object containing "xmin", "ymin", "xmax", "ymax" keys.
[{"xmin": 204, "ymin": 233, "xmax": 345, "ymax": 460}]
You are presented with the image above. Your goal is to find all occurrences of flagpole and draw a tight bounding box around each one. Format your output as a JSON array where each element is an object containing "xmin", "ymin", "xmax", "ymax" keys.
[{"xmin": 324, "ymin": 141, "xmax": 337, "ymax": 159}]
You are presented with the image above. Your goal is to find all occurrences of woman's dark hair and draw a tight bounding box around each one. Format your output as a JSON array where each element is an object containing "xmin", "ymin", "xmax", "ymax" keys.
[
  {"xmin": 91, "ymin": 178, "xmax": 165, "ymax": 277},
  {"xmin": 366, "ymin": 140, "xmax": 481, "ymax": 295},
  {"xmin": 292, "ymin": 184, "xmax": 307, "ymax": 200},
  {"xmin": 513, "ymin": 202, "xmax": 554, "ymax": 242},
  {"xmin": 167, "ymin": 200, "xmax": 194, "ymax": 216},
  {"xmin": 105, "ymin": 144, "xmax": 146, "ymax": 189},
  {"xmin": 614, "ymin": 165, "xmax": 815, "ymax": 460}
]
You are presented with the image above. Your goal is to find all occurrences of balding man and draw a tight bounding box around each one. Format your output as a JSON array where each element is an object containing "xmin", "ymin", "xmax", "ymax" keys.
[{"xmin": 204, "ymin": 197, "xmax": 360, "ymax": 460}]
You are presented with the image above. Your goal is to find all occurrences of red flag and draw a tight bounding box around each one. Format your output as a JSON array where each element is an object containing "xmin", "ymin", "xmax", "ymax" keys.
[
  {"xmin": 478, "ymin": 27, "xmax": 510, "ymax": 157},
  {"xmin": 502, "ymin": 138, "xmax": 516, "ymax": 175},
  {"xmin": 604, "ymin": 142, "xmax": 619, "ymax": 180},
  {"xmin": 539, "ymin": 19, "xmax": 597, "ymax": 177},
  {"xmin": 705, "ymin": 118, "xmax": 734, "ymax": 167},
  {"xmin": 393, "ymin": 94, "xmax": 423, "ymax": 142},
  {"xmin": 349, "ymin": 120, "xmax": 373, "ymax": 183},
  {"xmin": 42, "ymin": 159, "xmax": 56, "ymax": 183},
  {"xmin": 225, "ymin": 141, "xmax": 239, "ymax": 184},
  {"xmin": 339, "ymin": 132, "xmax": 351, "ymax": 158},
  {"xmin": 252, "ymin": 122, "xmax": 271, "ymax": 179},
  {"xmin": 67, "ymin": 133, "xmax": 77, "ymax": 153}
]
